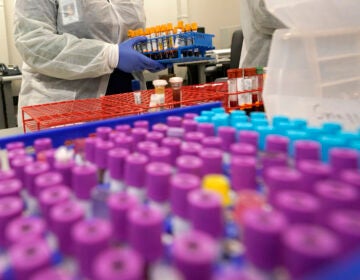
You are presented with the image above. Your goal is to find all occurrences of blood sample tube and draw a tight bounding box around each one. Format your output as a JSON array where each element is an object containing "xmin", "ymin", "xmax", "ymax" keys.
[
  {"xmin": 96, "ymin": 126, "xmax": 113, "ymax": 141},
  {"xmin": 329, "ymin": 148, "xmax": 359, "ymax": 178},
  {"xmin": 272, "ymin": 190, "xmax": 321, "ymax": 224},
  {"xmin": 136, "ymin": 141, "xmax": 158, "ymax": 157},
  {"xmin": 184, "ymin": 131, "xmax": 205, "ymax": 144},
  {"xmin": 231, "ymin": 156, "xmax": 257, "ymax": 191},
  {"xmin": 124, "ymin": 153, "xmax": 149, "ymax": 202},
  {"xmin": 172, "ymin": 231, "xmax": 218, "ymax": 280},
  {"xmin": 72, "ymin": 219, "xmax": 112, "ymax": 279},
  {"xmin": 128, "ymin": 205, "xmax": 164, "ymax": 264},
  {"xmin": 180, "ymin": 142, "xmax": 202, "ymax": 157},
  {"xmin": 0, "ymin": 196, "xmax": 24, "ymax": 247},
  {"xmin": 30, "ymin": 267, "xmax": 72, "ymax": 280},
  {"xmin": 0, "ymin": 179, "xmax": 22, "ymax": 199},
  {"xmin": 0, "ymin": 169, "xmax": 16, "ymax": 182},
  {"xmin": 24, "ymin": 161, "xmax": 50, "ymax": 196},
  {"xmin": 146, "ymin": 131, "xmax": 164, "ymax": 146},
  {"xmin": 134, "ymin": 120, "xmax": 149, "ymax": 130},
  {"xmin": 297, "ymin": 160, "xmax": 331, "ymax": 193},
  {"xmin": 188, "ymin": 189, "xmax": 225, "ymax": 240},
  {"xmin": 34, "ymin": 138, "xmax": 52, "ymax": 154},
  {"xmin": 162, "ymin": 137, "xmax": 181, "ymax": 165},
  {"xmin": 49, "ymin": 201, "xmax": 84, "ymax": 256},
  {"xmin": 9, "ymin": 239, "xmax": 52, "ymax": 280},
  {"xmin": 107, "ymin": 148, "xmax": 130, "ymax": 192},
  {"xmin": 93, "ymin": 247, "xmax": 144, "ymax": 280},
  {"xmin": 107, "ymin": 192, "xmax": 138, "ymax": 244},
  {"xmin": 265, "ymin": 135, "xmax": 289, "ymax": 154},
  {"xmin": 170, "ymin": 173, "xmax": 201, "ymax": 236},
  {"xmin": 197, "ymin": 123, "xmax": 215, "ymax": 137},
  {"xmin": 148, "ymin": 147, "xmax": 173, "ymax": 165},
  {"xmin": 176, "ymin": 155, "xmax": 203, "ymax": 177},
  {"xmin": 34, "ymin": 171, "xmax": 64, "ymax": 197},
  {"xmin": 340, "ymin": 169, "xmax": 360, "ymax": 189},
  {"xmin": 114, "ymin": 135, "xmax": 135, "ymax": 153},
  {"xmin": 115, "ymin": 124, "xmax": 132, "ymax": 135},
  {"xmin": 167, "ymin": 116, "xmax": 183, "ymax": 128},
  {"xmin": 238, "ymin": 130, "xmax": 259, "ymax": 149},
  {"xmin": 145, "ymin": 162, "xmax": 173, "ymax": 214},
  {"xmin": 282, "ymin": 225, "xmax": 341, "ymax": 278},
  {"xmin": 243, "ymin": 208, "xmax": 288, "ymax": 273}
]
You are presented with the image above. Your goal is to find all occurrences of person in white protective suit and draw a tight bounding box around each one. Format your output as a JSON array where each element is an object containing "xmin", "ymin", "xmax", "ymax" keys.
[
  {"xmin": 239, "ymin": 0, "xmax": 285, "ymax": 67},
  {"xmin": 14, "ymin": 0, "xmax": 165, "ymax": 126}
]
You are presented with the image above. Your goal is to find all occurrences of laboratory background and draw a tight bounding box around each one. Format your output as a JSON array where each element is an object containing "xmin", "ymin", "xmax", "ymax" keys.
[{"xmin": 0, "ymin": 0, "xmax": 360, "ymax": 280}]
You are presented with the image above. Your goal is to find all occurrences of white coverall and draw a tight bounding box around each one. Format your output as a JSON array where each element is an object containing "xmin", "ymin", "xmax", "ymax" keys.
[
  {"xmin": 240, "ymin": 0, "xmax": 285, "ymax": 68},
  {"xmin": 14, "ymin": 0, "xmax": 146, "ymax": 125}
]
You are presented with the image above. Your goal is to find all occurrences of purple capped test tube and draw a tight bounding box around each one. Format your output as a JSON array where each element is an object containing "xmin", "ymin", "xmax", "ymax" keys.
[
  {"xmin": 10, "ymin": 155, "xmax": 34, "ymax": 183},
  {"xmin": 72, "ymin": 163, "xmax": 97, "ymax": 200},
  {"xmin": 42, "ymin": 149, "xmax": 56, "ymax": 170},
  {"xmin": 0, "ymin": 169, "xmax": 16, "ymax": 182},
  {"xmin": 294, "ymin": 140, "xmax": 320, "ymax": 167},
  {"xmin": 9, "ymin": 239, "xmax": 52, "ymax": 280},
  {"xmin": 72, "ymin": 219, "xmax": 113, "ymax": 279},
  {"xmin": 202, "ymin": 136, "xmax": 223, "ymax": 150},
  {"xmin": 94, "ymin": 140, "xmax": 115, "ymax": 171},
  {"xmin": 93, "ymin": 247, "xmax": 144, "ymax": 280},
  {"xmin": 6, "ymin": 141, "xmax": 25, "ymax": 151},
  {"xmin": 38, "ymin": 186, "xmax": 72, "ymax": 221},
  {"xmin": 24, "ymin": 161, "xmax": 50, "ymax": 196},
  {"xmin": 131, "ymin": 127, "xmax": 148, "ymax": 147},
  {"xmin": 148, "ymin": 147, "xmax": 172, "ymax": 165},
  {"xmin": 261, "ymin": 153, "xmax": 288, "ymax": 180},
  {"xmin": 182, "ymin": 119, "xmax": 198, "ymax": 133},
  {"xmin": 34, "ymin": 138, "xmax": 52, "ymax": 154},
  {"xmin": 96, "ymin": 126, "xmax": 113, "ymax": 141},
  {"xmin": 124, "ymin": 153, "xmax": 149, "ymax": 201},
  {"xmin": 238, "ymin": 130, "xmax": 259, "ymax": 149},
  {"xmin": 85, "ymin": 137, "xmax": 99, "ymax": 163},
  {"xmin": 314, "ymin": 180, "xmax": 359, "ymax": 212},
  {"xmin": 197, "ymin": 123, "xmax": 215, "ymax": 137},
  {"xmin": 230, "ymin": 143, "xmax": 257, "ymax": 157},
  {"xmin": 0, "ymin": 179, "xmax": 22, "ymax": 198},
  {"xmin": 34, "ymin": 171, "xmax": 64, "ymax": 196},
  {"xmin": 172, "ymin": 231, "xmax": 218, "ymax": 280},
  {"xmin": 7, "ymin": 149, "xmax": 27, "ymax": 167},
  {"xmin": 184, "ymin": 113, "xmax": 198, "ymax": 120},
  {"xmin": 282, "ymin": 224, "xmax": 341, "ymax": 278},
  {"xmin": 188, "ymin": 189, "xmax": 224, "ymax": 239},
  {"xmin": 329, "ymin": 148, "xmax": 359, "ymax": 178},
  {"xmin": 180, "ymin": 142, "xmax": 202, "ymax": 157},
  {"xmin": 230, "ymin": 156, "xmax": 257, "ymax": 191},
  {"xmin": 176, "ymin": 155, "xmax": 203, "ymax": 177},
  {"xmin": 162, "ymin": 137, "xmax": 182, "ymax": 165},
  {"xmin": 108, "ymin": 148, "xmax": 130, "ymax": 192},
  {"xmin": 5, "ymin": 216, "xmax": 46, "ymax": 247},
  {"xmin": 109, "ymin": 131, "xmax": 127, "ymax": 143},
  {"xmin": 184, "ymin": 131, "xmax": 205, "ymax": 144},
  {"xmin": 136, "ymin": 141, "xmax": 158, "ymax": 157},
  {"xmin": 49, "ymin": 201, "xmax": 84, "ymax": 256},
  {"xmin": 340, "ymin": 169, "xmax": 360, "ymax": 189},
  {"xmin": 107, "ymin": 192, "xmax": 138, "ymax": 243},
  {"xmin": 146, "ymin": 131, "xmax": 164, "ymax": 146},
  {"xmin": 243, "ymin": 208, "xmax": 288, "ymax": 271},
  {"xmin": 0, "ymin": 196, "xmax": 23, "ymax": 247},
  {"xmin": 167, "ymin": 116, "xmax": 183, "ymax": 127},
  {"xmin": 146, "ymin": 162, "xmax": 173, "ymax": 208},
  {"xmin": 114, "ymin": 135, "xmax": 134, "ymax": 153},
  {"xmin": 170, "ymin": 173, "xmax": 201, "ymax": 235},
  {"xmin": 134, "ymin": 120, "xmax": 149, "ymax": 130},
  {"xmin": 53, "ymin": 159, "xmax": 74, "ymax": 189},
  {"xmin": 199, "ymin": 148, "xmax": 223, "ymax": 176},
  {"xmin": 30, "ymin": 268, "xmax": 72, "ymax": 280},
  {"xmin": 265, "ymin": 166, "xmax": 303, "ymax": 203},
  {"xmin": 265, "ymin": 135, "xmax": 289, "ymax": 154},
  {"xmin": 115, "ymin": 124, "xmax": 132, "ymax": 135},
  {"xmin": 152, "ymin": 123, "xmax": 168, "ymax": 136},
  {"xmin": 218, "ymin": 126, "xmax": 236, "ymax": 152},
  {"xmin": 297, "ymin": 160, "xmax": 331, "ymax": 193},
  {"xmin": 272, "ymin": 190, "xmax": 321, "ymax": 224},
  {"xmin": 128, "ymin": 205, "xmax": 164, "ymax": 262},
  {"xmin": 326, "ymin": 210, "xmax": 360, "ymax": 256}
]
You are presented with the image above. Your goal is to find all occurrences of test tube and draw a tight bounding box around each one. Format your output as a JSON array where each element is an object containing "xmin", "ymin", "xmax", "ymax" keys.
[
  {"xmin": 24, "ymin": 161, "xmax": 50, "ymax": 196},
  {"xmin": 34, "ymin": 171, "xmax": 64, "ymax": 197},
  {"xmin": 172, "ymin": 231, "xmax": 218, "ymax": 280},
  {"xmin": 170, "ymin": 173, "xmax": 201, "ymax": 236},
  {"xmin": 169, "ymin": 77, "xmax": 183, "ymax": 108},
  {"xmin": 184, "ymin": 131, "xmax": 205, "ymax": 144},
  {"xmin": 0, "ymin": 179, "xmax": 22, "ymax": 199},
  {"xmin": 107, "ymin": 192, "xmax": 138, "ymax": 244},
  {"xmin": 199, "ymin": 148, "xmax": 223, "ymax": 176},
  {"xmin": 167, "ymin": 116, "xmax": 183, "ymax": 128},
  {"xmin": 265, "ymin": 135, "xmax": 289, "ymax": 154},
  {"xmin": 30, "ymin": 268, "xmax": 72, "ymax": 280},
  {"xmin": 180, "ymin": 142, "xmax": 202, "ymax": 157},
  {"xmin": 34, "ymin": 138, "xmax": 53, "ymax": 154},
  {"xmin": 93, "ymin": 247, "xmax": 144, "ymax": 280},
  {"xmin": 176, "ymin": 155, "xmax": 203, "ymax": 176},
  {"xmin": 230, "ymin": 156, "xmax": 257, "ymax": 191},
  {"xmin": 227, "ymin": 69, "xmax": 238, "ymax": 108},
  {"xmin": 297, "ymin": 160, "xmax": 331, "ymax": 193},
  {"xmin": 152, "ymin": 79, "xmax": 167, "ymax": 108},
  {"xmin": 107, "ymin": 148, "xmax": 130, "ymax": 192},
  {"xmin": 329, "ymin": 148, "xmax": 359, "ymax": 178},
  {"xmin": 340, "ymin": 169, "xmax": 360, "ymax": 189},
  {"xmin": 161, "ymin": 137, "xmax": 182, "ymax": 165}
]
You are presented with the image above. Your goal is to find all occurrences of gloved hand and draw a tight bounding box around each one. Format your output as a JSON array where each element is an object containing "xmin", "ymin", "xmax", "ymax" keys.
[{"xmin": 117, "ymin": 36, "xmax": 166, "ymax": 73}]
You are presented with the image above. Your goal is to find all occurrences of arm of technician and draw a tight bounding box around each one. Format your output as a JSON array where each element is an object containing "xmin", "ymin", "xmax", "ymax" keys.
[{"xmin": 14, "ymin": 0, "xmax": 163, "ymax": 81}]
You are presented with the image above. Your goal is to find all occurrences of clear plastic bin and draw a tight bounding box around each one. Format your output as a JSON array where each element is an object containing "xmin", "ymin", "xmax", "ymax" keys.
[{"xmin": 263, "ymin": 0, "xmax": 360, "ymax": 131}]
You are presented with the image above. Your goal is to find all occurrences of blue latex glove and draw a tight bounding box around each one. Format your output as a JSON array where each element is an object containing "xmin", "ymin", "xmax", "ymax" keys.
[{"xmin": 117, "ymin": 36, "xmax": 166, "ymax": 73}]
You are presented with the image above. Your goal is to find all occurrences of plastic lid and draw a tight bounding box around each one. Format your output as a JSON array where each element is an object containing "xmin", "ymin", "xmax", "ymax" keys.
[
  {"xmin": 227, "ymin": 69, "xmax": 237, "ymax": 79},
  {"xmin": 244, "ymin": 67, "xmax": 257, "ymax": 76},
  {"xmin": 169, "ymin": 77, "xmax": 183, "ymax": 84},
  {"xmin": 132, "ymin": 80, "xmax": 141, "ymax": 91},
  {"xmin": 152, "ymin": 79, "xmax": 168, "ymax": 87}
]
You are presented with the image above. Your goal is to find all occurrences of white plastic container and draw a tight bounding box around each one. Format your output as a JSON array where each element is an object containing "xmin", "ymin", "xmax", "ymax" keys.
[{"xmin": 263, "ymin": 0, "xmax": 360, "ymax": 131}]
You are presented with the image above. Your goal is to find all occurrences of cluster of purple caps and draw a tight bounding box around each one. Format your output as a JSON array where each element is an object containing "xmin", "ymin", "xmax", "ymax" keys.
[{"xmin": 0, "ymin": 112, "xmax": 359, "ymax": 280}]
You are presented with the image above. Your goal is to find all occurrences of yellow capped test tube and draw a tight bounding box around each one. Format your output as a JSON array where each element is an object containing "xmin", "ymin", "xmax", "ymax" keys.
[{"xmin": 202, "ymin": 175, "xmax": 232, "ymax": 207}]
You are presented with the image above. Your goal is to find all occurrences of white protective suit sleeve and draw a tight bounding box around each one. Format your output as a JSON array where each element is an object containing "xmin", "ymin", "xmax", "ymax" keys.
[
  {"xmin": 14, "ymin": 0, "xmax": 144, "ymax": 81},
  {"xmin": 240, "ymin": 0, "xmax": 285, "ymax": 67}
]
